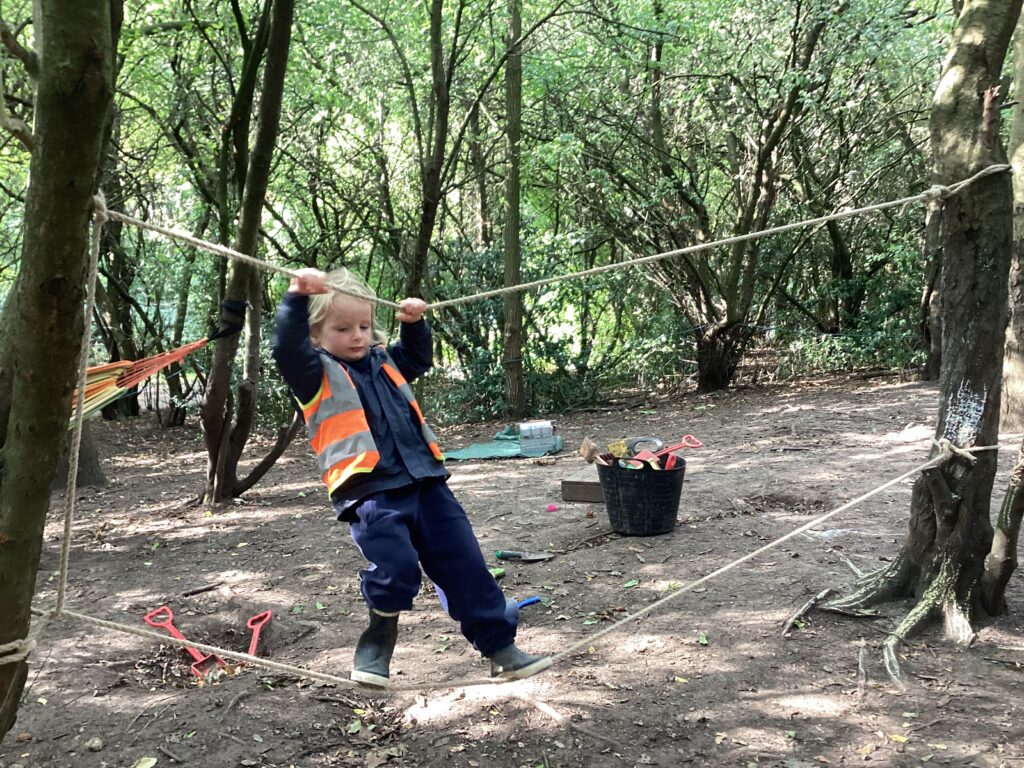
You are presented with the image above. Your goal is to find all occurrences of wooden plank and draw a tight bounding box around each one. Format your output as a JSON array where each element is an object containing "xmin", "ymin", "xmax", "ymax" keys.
[{"xmin": 561, "ymin": 464, "xmax": 604, "ymax": 503}]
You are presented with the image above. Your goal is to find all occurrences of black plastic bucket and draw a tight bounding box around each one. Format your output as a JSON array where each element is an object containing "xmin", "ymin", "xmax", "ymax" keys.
[{"xmin": 596, "ymin": 458, "xmax": 686, "ymax": 536}]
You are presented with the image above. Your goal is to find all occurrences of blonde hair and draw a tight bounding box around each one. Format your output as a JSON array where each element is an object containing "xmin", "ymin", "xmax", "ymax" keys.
[{"xmin": 308, "ymin": 267, "xmax": 386, "ymax": 344}]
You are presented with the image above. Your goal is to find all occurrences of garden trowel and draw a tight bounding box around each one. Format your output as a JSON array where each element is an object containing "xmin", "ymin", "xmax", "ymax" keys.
[{"xmin": 495, "ymin": 549, "xmax": 555, "ymax": 562}]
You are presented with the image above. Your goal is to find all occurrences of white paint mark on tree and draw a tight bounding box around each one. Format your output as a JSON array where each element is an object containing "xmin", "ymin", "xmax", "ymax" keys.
[{"xmin": 943, "ymin": 380, "xmax": 986, "ymax": 446}]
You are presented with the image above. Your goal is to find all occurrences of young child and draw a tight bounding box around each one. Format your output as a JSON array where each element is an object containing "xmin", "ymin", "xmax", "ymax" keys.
[{"xmin": 272, "ymin": 267, "xmax": 550, "ymax": 687}]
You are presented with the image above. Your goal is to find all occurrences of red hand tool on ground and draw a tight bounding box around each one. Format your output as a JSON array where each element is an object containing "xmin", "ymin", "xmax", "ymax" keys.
[
  {"xmin": 246, "ymin": 610, "xmax": 272, "ymax": 656},
  {"xmin": 143, "ymin": 604, "xmax": 226, "ymax": 679}
]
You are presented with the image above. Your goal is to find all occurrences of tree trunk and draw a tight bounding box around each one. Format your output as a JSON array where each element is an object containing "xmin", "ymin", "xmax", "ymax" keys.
[
  {"xmin": 981, "ymin": 442, "xmax": 1024, "ymax": 611},
  {"xmin": 200, "ymin": 0, "xmax": 293, "ymax": 504},
  {"xmin": 0, "ymin": 0, "xmax": 114, "ymax": 738},
  {"xmin": 1000, "ymin": 13, "xmax": 1024, "ymax": 429},
  {"xmin": 234, "ymin": 410, "xmax": 303, "ymax": 496},
  {"xmin": 51, "ymin": 423, "xmax": 107, "ymax": 490},
  {"xmin": 921, "ymin": 200, "xmax": 943, "ymax": 381},
  {"xmin": 406, "ymin": 0, "xmax": 448, "ymax": 299},
  {"xmin": 468, "ymin": 103, "xmax": 492, "ymax": 249},
  {"xmin": 824, "ymin": 0, "xmax": 1020, "ymax": 683},
  {"xmin": 695, "ymin": 324, "xmax": 744, "ymax": 393},
  {"xmin": 503, "ymin": 0, "xmax": 527, "ymax": 418}
]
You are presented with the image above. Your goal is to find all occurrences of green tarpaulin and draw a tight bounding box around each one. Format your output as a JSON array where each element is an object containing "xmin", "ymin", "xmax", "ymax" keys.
[{"xmin": 445, "ymin": 425, "xmax": 563, "ymax": 461}]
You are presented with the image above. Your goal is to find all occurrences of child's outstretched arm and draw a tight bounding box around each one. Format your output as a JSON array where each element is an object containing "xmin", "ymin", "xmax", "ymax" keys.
[
  {"xmin": 272, "ymin": 272, "xmax": 327, "ymax": 406},
  {"xmin": 389, "ymin": 298, "xmax": 432, "ymax": 381}
]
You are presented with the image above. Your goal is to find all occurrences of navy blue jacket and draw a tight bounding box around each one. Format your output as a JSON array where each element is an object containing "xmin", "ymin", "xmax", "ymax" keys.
[{"xmin": 272, "ymin": 292, "xmax": 448, "ymax": 520}]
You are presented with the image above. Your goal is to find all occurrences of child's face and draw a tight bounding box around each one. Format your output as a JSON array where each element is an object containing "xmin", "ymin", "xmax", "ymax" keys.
[{"xmin": 312, "ymin": 296, "xmax": 373, "ymax": 362}]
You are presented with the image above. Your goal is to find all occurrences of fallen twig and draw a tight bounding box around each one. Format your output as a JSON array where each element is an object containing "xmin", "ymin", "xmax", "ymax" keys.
[
  {"xmin": 984, "ymin": 657, "xmax": 1023, "ymax": 668},
  {"xmin": 224, "ymin": 688, "xmax": 252, "ymax": 715},
  {"xmin": 514, "ymin": 691, "xmax": 636, "ymax": 754},
  {"xmin": 158, "ymin": 744, "xmax": 185, "ymax": 762},
  {"xmin": 857, "ymin": 639, "xmax": 868, "ymax": 699},
  {"xmin": 124, "ymin": 693, "xmax": 184, "ymax": 734},
  {"xmin": 566, "ymin": 529, "xmax": 617, "ymax": 552},
  {"xmin": 182, "ymin": 582, "xmax": 223, "ymax": 598}
]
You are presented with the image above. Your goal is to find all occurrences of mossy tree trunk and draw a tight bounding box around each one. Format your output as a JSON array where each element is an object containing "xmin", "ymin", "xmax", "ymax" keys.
[
  {"xmin": 0, "ymin": 1, "xmax": 114, "ymax": 738},
  {"xmin": 824, "ymin": 0, "xmax": 1021, "ymax": 683}
]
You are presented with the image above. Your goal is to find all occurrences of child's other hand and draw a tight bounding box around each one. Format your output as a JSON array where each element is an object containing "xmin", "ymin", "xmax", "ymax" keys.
[
  {"xmin": 397, "ymin": 298, "xmax": 428, "ymax": 323},
  {"xmin": 289, "ymin": 268, "xmax": 329, "ymax": 295}
]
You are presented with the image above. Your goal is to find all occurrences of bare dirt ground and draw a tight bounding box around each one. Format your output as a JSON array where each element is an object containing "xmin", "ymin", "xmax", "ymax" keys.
[{"xmin": 2, "ymin": 374, "xmax": 1023, "ymax": 768}]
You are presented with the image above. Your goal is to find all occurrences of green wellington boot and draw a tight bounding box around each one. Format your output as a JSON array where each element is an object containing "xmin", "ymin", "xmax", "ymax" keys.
[{"xmin": 351, "ymin": 609, "xmax": 399, "ymax": 687}]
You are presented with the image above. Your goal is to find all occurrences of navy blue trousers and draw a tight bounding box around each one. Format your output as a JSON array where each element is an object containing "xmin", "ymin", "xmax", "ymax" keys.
[{"xmin": 348, "ymin": 479, "xmax": 516, "ymax": 657}]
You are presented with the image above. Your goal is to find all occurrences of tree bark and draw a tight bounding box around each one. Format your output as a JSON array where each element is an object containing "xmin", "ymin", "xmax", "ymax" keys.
[
  {"xmin": 200, "ymin": 0, "xmax": 293, "ymax": 503},
  {"xmin": 921, "ymin": 200, "xmax": 944, "ymax": 381},
  {"xmin": 503, "ymin": 0, "xmax": 527, "ymax": 418},
  {"xmin": 406, "ymin": 0, "xmax": 448, "ymax": 299},
  {"xmin": 824, "ymin": 0, "xmax": 1021, "ymax": 681},
  {"xmin": 0, "ymin": 0, "xmax": 114, "ymax": 738},
  {"xmin": 51, "ymin": 423, "xmax": 107, "ymax": 490}
]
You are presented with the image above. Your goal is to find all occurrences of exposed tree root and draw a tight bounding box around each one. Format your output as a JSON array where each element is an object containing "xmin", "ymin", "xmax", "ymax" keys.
[
  {"xmin": 881, "ymin": 593, "xmax": 934, "ymax": 689},
  {"xmin": 781, "ymin": 588, "xmax": 834, "ymax": 636},
  {"xmin": 821, "ymin": 550, "xmax": 910, "ymax": 613}
]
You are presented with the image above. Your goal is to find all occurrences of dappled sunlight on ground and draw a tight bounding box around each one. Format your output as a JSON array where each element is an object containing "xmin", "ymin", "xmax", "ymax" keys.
[{"xmin": 6, "ymin": 376, "xmax": 1024, "ymax": 767}]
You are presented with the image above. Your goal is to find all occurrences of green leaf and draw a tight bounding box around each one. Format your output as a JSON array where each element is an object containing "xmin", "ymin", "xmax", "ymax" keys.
[
  {"xmin": 623, "ymin": 579, "xmax": 639, "ymax": 589},
  {"xmin": 697, "ymin": 631, "xmax": 709, "ymax": 645},
  {"xmin": 347, "ymin": 719, "xmax": 362, "ymax": 734},
  {"xmin": 291, "ymin": 605, "xmax": 304, "ymax": 614}
]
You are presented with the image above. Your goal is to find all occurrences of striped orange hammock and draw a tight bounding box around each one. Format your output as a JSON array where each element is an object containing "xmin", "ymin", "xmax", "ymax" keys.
[{"xmin": 71, "ymin": 338, "xmax": 209, "ymax": 420}]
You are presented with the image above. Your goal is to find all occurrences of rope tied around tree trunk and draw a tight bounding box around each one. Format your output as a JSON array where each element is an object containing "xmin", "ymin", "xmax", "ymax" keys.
[
  {"xmin": 0, "ymin": 614, "xmax": 51, "ymax": 664},
  {"xmin": 933, "ymin": 437, "xmax": 981, "ymax": 465}
]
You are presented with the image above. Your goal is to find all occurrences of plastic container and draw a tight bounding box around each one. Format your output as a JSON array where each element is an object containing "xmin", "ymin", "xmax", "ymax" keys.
[
  {"xmin": 596, "ymin": 457, "xmax": 686, "ymax": 536},
  {"xmin": 519, "ymin": 420, "xmax": 559, "ymax": 455}
]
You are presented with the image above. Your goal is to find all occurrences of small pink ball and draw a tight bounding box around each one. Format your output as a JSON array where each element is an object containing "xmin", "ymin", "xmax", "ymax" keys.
[{"xmin": 546, "ymin": 503, "xmax": 559, "ymax": 513}]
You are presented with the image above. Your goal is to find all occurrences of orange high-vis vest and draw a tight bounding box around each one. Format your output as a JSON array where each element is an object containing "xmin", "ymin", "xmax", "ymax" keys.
[{"xmin": 299, "ymin": 348, "xmax": 444, "ymax": 494}]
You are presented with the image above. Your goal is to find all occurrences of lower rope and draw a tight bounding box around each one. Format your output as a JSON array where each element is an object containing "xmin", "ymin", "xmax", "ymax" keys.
[{"xmin": 46, "ymin": 448, "xmax": 956, "ymax": 692}]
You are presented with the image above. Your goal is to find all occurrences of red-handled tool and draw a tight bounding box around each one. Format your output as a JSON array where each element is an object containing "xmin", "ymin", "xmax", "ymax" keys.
[
  {"xmin": 246, "ymin": 610, "xmax": 272, "ymax": 656},
  {"xmin": 658, "ymin": 435, "xmax": 702, "ymax": 469},
  {"xmin": 654, "ymin": 435, "xmax": 703, "ymax": 455},
  {"xmin": 143, "ymin": 605, "xmax": 226, "ymax": 678}
]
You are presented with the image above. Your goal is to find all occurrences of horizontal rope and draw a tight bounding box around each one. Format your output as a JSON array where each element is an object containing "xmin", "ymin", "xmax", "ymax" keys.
[
  {"xmin": 100, "ymin": 208, "xmax": 403, "ymax": 311},
  {"xmin": 98, "ymin": 165, "xmax": 1009, "ymax": 314},
  {"xmin": 425, "ymin": 164, "xmax": 1010, "ymax": 311}
]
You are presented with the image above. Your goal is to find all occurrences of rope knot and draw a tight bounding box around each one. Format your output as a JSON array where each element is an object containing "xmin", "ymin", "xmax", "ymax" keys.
[
  {"xmin": 0, "ymin": 636, "xmax": 37, "ymax": 664},
  {"xmin": 0, "ymin": 616, "xmax": 48, "ymax": 665},
  {"xmin": 91, "ymin": 192, "xmax": 109, "ymax": 225},
  {"xmin": 932, "ymin": 437, "xmax": 978, "ymax": 465},
  {"xmin": 925, "ymin": 184, "xmax": 953, "ymax": 201}
]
